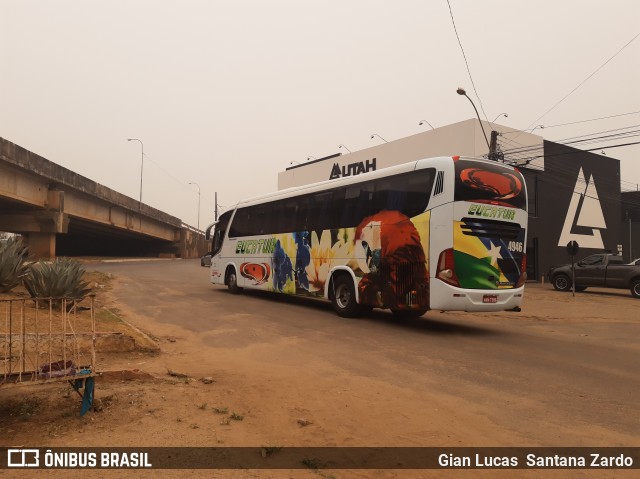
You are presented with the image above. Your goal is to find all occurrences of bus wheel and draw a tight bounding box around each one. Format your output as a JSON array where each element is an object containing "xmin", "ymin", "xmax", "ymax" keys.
[
  {"xmin": 331, "ymin": 275, "xmax": 360, "ymax": 318},
  {"xmin": 226, "ymin": 268, "xmax": 242, "ymax": 294}
]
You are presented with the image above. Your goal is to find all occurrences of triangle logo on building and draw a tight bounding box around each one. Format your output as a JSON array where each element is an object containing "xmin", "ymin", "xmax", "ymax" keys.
[
  {"xmin": 558, "ymin": 167, "xmax": 606, "ymax": 248},
  {"xmin": 329, "ymin": 163, "xmax": 341, "ymax": 180}
]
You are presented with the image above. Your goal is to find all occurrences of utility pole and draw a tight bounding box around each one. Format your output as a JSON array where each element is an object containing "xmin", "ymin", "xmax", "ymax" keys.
[{"xmin": 489, "ymin": 130, "xmax": 499, "ymax": 161}]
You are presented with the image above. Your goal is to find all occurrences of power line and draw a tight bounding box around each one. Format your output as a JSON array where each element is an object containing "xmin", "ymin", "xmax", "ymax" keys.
[
  {"xmin": 445, "ymin": 0, "xmax": 490, "ymax": 123},
  {"xmin": 500, "ymin": 124, "xmax": 640, "ymax": 158},
  {"xmin": 523, "ymin": 31, "xmax": 640, "ymax": 132},
  {"xmin": 536, "ymin": 110, "xmax": 640, "ymax": 129},
  {"xmin": 499, "ymin": 110, "xmax": 640, "ymax": 135}
]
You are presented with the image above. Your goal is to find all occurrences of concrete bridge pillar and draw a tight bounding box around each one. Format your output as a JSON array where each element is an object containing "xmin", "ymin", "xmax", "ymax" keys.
[{"xmin": 25, "ymin": 232, "xmax": 56, "ymax": 258}]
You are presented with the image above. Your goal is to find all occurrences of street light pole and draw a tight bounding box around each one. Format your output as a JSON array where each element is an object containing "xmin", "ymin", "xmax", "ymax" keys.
[
  {"xmin": 189, "ymin": 182, "xmax": 201, "ymax": 230},
  {"xmin": 370, "ymin": 133, "xmax": 388, "ymax": 143},
  {"xmin": 456, "ymin": 87, "xmax": 490, "ymax": 151},
  {"xmin": 492, "ymin": 112, "xmax": 508, "ymax": 123},
  {"xmin": 127, "ymin": 138, "xmax": 144, "ymax": 208}
]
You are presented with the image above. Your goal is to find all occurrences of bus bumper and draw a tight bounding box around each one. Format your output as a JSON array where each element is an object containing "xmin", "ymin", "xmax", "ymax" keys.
[{"xmin": 429, "ymin": 280, "xmax": 525, "ymax": 312}]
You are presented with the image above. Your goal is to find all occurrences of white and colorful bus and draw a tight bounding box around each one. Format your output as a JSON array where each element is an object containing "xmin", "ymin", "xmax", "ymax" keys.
[{"xmin": 205, "ymin": 156, "xmax": 527, "ymax": 318}]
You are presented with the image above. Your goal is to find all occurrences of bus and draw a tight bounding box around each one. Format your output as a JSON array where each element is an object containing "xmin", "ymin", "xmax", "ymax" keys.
[{"xmin": 205, "ymin": 156, "xmax": 527, "ymax": 318}]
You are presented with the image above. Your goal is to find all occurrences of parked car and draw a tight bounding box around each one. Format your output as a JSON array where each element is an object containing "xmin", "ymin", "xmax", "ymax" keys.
[
  {"xmin": 200, "ymin": 253, "xmax": 212, "ymax": 267},
  {"xmin": 547, "ymin": 253, "xmax": 640, "ymax": 298}
]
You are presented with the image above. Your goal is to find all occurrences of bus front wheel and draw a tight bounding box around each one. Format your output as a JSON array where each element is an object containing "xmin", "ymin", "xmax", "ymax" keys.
[
  {"xmin": 331, "ymin": 275, "xmax": 360, "ymax": 318},
  {"xmin": 226, "ymin": 268, "xmax": 242, "ymax": 294}
]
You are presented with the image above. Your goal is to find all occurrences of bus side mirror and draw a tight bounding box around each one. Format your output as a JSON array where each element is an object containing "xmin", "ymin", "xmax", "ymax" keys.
[{"xmin": 205, "ymin": 222, "xmax": 216, "ymax": 241}]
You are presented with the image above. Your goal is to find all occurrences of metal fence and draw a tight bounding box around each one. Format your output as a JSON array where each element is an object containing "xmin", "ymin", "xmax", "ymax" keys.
[{"xmin": 1, "ymin": 296, "xmax": 96, "ymax": 386}]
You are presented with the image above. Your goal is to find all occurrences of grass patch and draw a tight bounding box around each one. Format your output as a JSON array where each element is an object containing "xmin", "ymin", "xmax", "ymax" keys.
[
  {"xmin": 230, "ymin": 412, "xmax": 244, "ymax": 421},
  {"xmin": 84, "ymin": 270, "xmax": 113, "ymax": 286},
  {"xmin": 213, "ymin": 407, "xmax": 228, "ymax": 414},
  {"xmin": 261, "ymin": 446, "xmax": 282, "ymax": 457},
  {"xmin": 302, "ymin": 458, "xmax": 327, "ymax": 469},
  {"xmin": 0, "ymin": 396, "xmax": 42, "ymax": 419},
  {"xmin": 96, "ymin": 308, "xmax": 124, "ymax": 324}
]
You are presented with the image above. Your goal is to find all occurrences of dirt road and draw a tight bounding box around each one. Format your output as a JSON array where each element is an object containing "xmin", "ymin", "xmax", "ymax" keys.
[{"xmin": 2, "ymin": 259, "xmax": 638, "ymax": 478}]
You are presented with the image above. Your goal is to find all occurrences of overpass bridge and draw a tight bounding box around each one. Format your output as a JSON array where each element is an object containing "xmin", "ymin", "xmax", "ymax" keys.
[{"xmin": 0, "ymin": 137, "xmax": 204, "ymax": 258}]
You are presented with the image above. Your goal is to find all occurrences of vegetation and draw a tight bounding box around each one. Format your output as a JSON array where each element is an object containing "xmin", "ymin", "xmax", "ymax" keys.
[
  {"xmin": 0, "ymin": 237, "xmax": 30, "ymax": 293},
  {"xmin": 23, "ymin": 257, "xmax": 91, "ymax": 302}
]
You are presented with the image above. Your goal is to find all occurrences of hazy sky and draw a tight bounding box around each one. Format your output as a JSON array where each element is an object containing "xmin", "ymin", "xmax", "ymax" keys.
[{"xmin": 1, "ymin": 1, "xmax": 639, "ymax": 228}]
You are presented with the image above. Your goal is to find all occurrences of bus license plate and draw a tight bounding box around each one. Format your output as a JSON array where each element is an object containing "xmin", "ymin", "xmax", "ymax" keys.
[{"xmin": 483, "ymin": 295, "xmax": 498, "ymax": 304}]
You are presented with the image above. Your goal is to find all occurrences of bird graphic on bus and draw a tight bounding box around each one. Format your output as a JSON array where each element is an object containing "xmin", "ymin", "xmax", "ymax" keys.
[
  {"xmin": 458, "ymin": 167, "xmax": 523, "ymax": 204},
  {"xmin": 240, "ymin": 262, "xmax": 271, "ymax": 286},
  {"xmin": 354, "ymin": 210, "xmax": 429, "ymax": 309}
]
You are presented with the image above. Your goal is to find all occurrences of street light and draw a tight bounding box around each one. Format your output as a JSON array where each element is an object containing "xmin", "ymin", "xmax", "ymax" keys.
[
  {"xmin": 418, "ymin": 120, "xmax": 435, "ymax": 130},
  {"xmin": 338, "ymin": 144, "xmax": 351, "ymax": 153},
  {"xmin": 456, "ymin": 87, "xmax": 490, "ymax": 151},
  {"xmin": 370, "ymin": 133, "xmax": 388, "ymax": 143},
  {"xmin": 127, "ymin": 138, "xmax": 144, "ymax": 208},
  {"xmin": 492, "ymin": 112, "xmax": 508, "ymax": 123},
  {"xmin": 189, "ymin": 182, "xmax": 201, "ymax": 230},
  {"xmin": 530, "ymin": 124, "xmax": 545, "ymax": 133}
]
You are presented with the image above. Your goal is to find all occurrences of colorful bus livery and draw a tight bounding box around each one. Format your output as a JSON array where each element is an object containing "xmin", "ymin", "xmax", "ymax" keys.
[{"xmin": 206, "ymin": 156, "xmax": 527, "ymax": 317}]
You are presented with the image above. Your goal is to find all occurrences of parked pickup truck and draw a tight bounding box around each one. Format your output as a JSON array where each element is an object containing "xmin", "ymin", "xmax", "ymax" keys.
[{"xmin": 548, "ymin": 253, "xmax": 640, "ymax": 298}]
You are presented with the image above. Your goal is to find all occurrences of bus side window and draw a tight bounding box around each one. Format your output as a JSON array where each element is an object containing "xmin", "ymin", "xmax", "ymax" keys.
[
  {"xmin": 254, "ymin": 204, "xmax": 271, "ymax": 235},
  {"xmin": 275, "ymin": 198, "xmax": 299, "ymax": 234},
  {"xmin": 229, "ymin": 207, "xmax": 251, "ymax": 237},
  {"xmin": 404, "ymin": 170, "xmax": 434, "ymax": 217},
  {"xmin": 307, "ymin": 191, "xmax": 333, "ymax": 231},
  {"xmin": 373, "ymin": 179, "xmax": 396, "ymax": 213}
]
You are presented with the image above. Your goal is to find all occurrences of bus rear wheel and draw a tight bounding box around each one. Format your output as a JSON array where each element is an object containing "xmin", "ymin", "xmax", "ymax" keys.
[{"xmin": 331, "ymin": 275, "xmax": 360, "ymax": 318}]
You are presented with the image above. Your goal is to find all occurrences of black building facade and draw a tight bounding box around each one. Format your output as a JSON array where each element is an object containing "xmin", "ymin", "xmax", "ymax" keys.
[
  {"xmin": 523, "ymin": 141, "xmax": 624, "ymax": 280},
  {"xmin": 621, "ymin": 190, "xmax": 640, "ymax": 263}
]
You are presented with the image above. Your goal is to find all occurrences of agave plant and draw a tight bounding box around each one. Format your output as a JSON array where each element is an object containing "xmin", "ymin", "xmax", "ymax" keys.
[
  {"xmin": 0, "ymin": 237, "xmax": 30, "ymax": 293},
  {"xmin": 24, "ymin": 257, "xmax": 91, "ymax": 302}
]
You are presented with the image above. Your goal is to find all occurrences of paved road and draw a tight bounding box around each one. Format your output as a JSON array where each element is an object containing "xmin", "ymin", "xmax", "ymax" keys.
[{"xmin": 90, "ymin": 259, "xmax": 639, "ymax": 447}]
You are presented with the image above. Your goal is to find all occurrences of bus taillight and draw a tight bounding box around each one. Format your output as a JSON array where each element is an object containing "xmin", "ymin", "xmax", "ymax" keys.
[
  {"xmin": 436, "ymin": 248, "xmax": 461, "ymax": 287},
  {"xmin": 516, "ymin": 254, "xmax": 527, "ymax": 287}
]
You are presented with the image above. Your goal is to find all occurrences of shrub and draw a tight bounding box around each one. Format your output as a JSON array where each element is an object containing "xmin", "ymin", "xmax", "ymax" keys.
[
  {"xmin": 0, "ymin": 237, "xmax": 29, "ymax": 293},
  {"xmin": 24, "ymin": 257, "xmax": 91, "ymax": 301}
]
